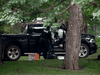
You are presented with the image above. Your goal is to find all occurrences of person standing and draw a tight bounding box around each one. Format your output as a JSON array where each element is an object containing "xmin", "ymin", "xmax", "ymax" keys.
[{"xmin": 38, "ymin": 26, "xmax": 52, "ymax": 59}]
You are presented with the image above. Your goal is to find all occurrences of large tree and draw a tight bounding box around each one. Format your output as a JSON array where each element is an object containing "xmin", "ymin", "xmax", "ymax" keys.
[
  {"xmin": 61, "ymin": 0, "xmax": 83, "ymax": 70},
  {"xmin": 0, "ymin": 22, "xmax": 3, "ymax": 65}
]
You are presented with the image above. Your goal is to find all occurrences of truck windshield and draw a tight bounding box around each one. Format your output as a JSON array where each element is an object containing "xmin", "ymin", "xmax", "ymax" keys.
[{"xmin": 22, "ymin": 25, "xmax": 46, "ymax": 34}]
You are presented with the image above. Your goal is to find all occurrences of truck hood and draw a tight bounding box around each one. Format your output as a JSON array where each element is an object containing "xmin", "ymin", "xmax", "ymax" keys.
[{"xmin": 81, "ymin": 33, "xmax": 95, "ymax": 39}]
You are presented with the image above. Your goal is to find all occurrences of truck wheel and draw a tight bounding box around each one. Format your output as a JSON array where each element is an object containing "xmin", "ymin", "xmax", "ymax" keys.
[
  {"xmin": 6, "ymin": 45, "xmax": 21, "ymax": 61},
  {"xmin": 79, "ymin": 43, "xmax": 89, "ymax": 58}
]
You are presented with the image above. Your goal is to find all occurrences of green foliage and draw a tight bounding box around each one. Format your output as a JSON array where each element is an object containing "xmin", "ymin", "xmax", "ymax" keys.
[
  {"xmin": 93, "ymin": 10, "xmax": 100, "ymax": 20},
  {"xmin": 73, "ymin": 0, "xmax": 93, "ymax": 5},
  {"xmin": 3, "ymin": 23, "xmax": 21, "ymax": 34},
  {"xmin": 88, "ymin": 18, "xmax": 100, "ymax": 36},
  {"xmin": 95, "ymin": 37, "xmax": 100, "ymax": 47},
  {"xmin": 94, "ymin": 0, "xmax": 100, "ymax": 4},
  {"xmin": 0, "ymin": 0, "xmax": 100, "ymax": 33},
  {"xmin": 0, "ymin": 0, "xmax": 70, "ymax": 27},
  {"xmin": 80, "ymin": 0, "xmax": 100, "ymax": 36}
]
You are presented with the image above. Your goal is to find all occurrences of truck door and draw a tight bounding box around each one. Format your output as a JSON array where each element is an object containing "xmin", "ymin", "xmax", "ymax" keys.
[
  {"xmin": 28, "ymin": 26, "xmax": 45, "ymax": 52},
  {"xmin": 19, "ymin": 35, "xmax": 29, "ymax": 52},
  {"xmin": 28, "ymin": 34, "xmax": 41, "ymax": 52}
]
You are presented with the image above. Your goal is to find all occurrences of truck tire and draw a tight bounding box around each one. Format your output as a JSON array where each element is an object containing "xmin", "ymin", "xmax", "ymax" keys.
[
  {"xmin": 79, "ymin": 43, "xmax": 89, "ymax": 58},
  {"xmin": 6, "ymin": 45, "xmax": 21, "ymax": 61}
]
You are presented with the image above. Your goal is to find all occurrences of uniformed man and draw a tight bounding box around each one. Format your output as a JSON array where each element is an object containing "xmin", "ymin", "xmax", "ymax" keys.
[{"xmin": 38, "ymin": 26, "xmax": 52, "ymax": 59}]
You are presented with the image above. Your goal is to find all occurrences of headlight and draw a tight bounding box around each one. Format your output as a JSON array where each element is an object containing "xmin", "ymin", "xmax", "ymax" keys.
[
  {"xmin": 90, "ymin": 38, "xmax": 95, "ymax": 43},
  {"xmin": 59, "ymin": 44, "xmax": 63, "ymax": 48},
  {"xmin": 85, "ymin": 37, "xmax": 95, "ymax": 43}
]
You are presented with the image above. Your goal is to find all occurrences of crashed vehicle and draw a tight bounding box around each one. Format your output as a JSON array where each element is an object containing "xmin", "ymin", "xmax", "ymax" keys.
[
  {"xmin": 1, "ymin": 23, "xmax": 98, "ymax": 61},
  {"xmin": 51, "ymin": 27, "xmax": 98, "ymax": 58}
]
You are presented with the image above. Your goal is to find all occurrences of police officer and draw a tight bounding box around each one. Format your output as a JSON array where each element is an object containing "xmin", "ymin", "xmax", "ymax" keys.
[{"xmin": 38, "ymin": 26, "xmax": 52, "ymax": 59}]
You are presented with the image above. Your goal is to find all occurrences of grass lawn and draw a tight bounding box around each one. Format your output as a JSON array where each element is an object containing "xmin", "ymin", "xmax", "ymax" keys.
[
  {"xmin": 0, "ymin": 38, "xmax": 100, "ymax": 75},
  {"xmin": 0, "ymin": 50, "xmax": 100, "ymax": 75}
]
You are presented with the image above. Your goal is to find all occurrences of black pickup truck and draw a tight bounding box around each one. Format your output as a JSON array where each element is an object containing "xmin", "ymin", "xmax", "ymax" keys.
[{"xmin": 1, "ymin": 23, "xmax": 98, "ymax": 61}]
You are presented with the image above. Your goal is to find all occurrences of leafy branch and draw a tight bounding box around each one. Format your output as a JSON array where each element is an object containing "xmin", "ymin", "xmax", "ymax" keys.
[{"xmin": 25, "ymin": 0, "xmax": 66, "ymax": 15}]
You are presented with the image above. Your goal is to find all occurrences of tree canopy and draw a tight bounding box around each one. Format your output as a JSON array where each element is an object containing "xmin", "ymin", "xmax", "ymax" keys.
[
  {"xmin": 0, "ymin": 0, "xmax": 100, "ymax": 29},
  {"xmin": 0, "ymin": 0, "xmax": 69, "ymax": 28}
]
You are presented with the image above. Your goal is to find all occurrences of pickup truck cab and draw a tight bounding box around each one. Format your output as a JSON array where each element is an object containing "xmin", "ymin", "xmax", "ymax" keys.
[{"xmin": 1, "ymin": 23, "xmax": 98, "ymax": 61}]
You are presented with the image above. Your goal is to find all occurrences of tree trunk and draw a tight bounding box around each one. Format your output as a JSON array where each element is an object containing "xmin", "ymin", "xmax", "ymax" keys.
[
  {"xmin": 83, "ymin": 21, "xmax": 88, "ymax": 33},
  {"xmin": 61, "ymin": 0, "xmax": 83, "ymax": 70},
  {"xmin": 0, "ymin": 34, "xmax": 3, "ymax": 65},
  {"xmin": 91, "ymin": 25, "xmax": 98, "ymax": 36},
  {"xmin": 0, "ymin": 22, "xmax": 3, "ymax": 65},
  {"xmin": 63, "ymin": 20, "xmax": 68, "ymax": 30}
]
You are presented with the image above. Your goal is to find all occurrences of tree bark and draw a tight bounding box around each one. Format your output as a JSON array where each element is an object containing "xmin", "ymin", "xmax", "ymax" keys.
[
  {"xmin": 63, "ymin": 20, "xmax": 68, "ymax": 29},
  {"xmin": 0, "ymin": 34, "xmax": 3, "ymax": 65},
  {"xmin": 0, "ymin": 22, "xmax": 3, "ymax": 65},
  {"xmin": 61, "ymin": 0, "xmax": 83, "ymax": 70},
  {"xmin": 83, "ymin": 21, "xmax": 88, "ymax": 33}
]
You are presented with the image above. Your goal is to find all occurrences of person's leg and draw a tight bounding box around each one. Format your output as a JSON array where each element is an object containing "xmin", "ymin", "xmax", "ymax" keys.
[
  {"xmin": 43, "ymin": 40, "xmax": 48, "ymax": 59},
  {"xmin": 37, "ymin": 39, "xmax": 42, "ymax": 59}
]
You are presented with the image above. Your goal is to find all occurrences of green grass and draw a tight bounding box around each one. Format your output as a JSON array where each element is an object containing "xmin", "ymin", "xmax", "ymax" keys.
[
  {"xmin": 1, "ymin": 53, "xmax": 100, "ymax": 75},
  {"xmin": 1, "ymin": 38, "xmax": 100, "ymax": 75}
]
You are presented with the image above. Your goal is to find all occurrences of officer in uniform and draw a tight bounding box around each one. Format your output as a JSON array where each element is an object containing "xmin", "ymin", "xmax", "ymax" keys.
[{"xmin": 38, "ymin": 26, "xmax": 52, "ymax": 59}]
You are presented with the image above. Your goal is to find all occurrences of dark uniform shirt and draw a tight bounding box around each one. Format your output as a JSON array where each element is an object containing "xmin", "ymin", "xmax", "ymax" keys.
[{"xmin": 41, "ymin": 29, "xmax": 52, "ymax": 43}]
